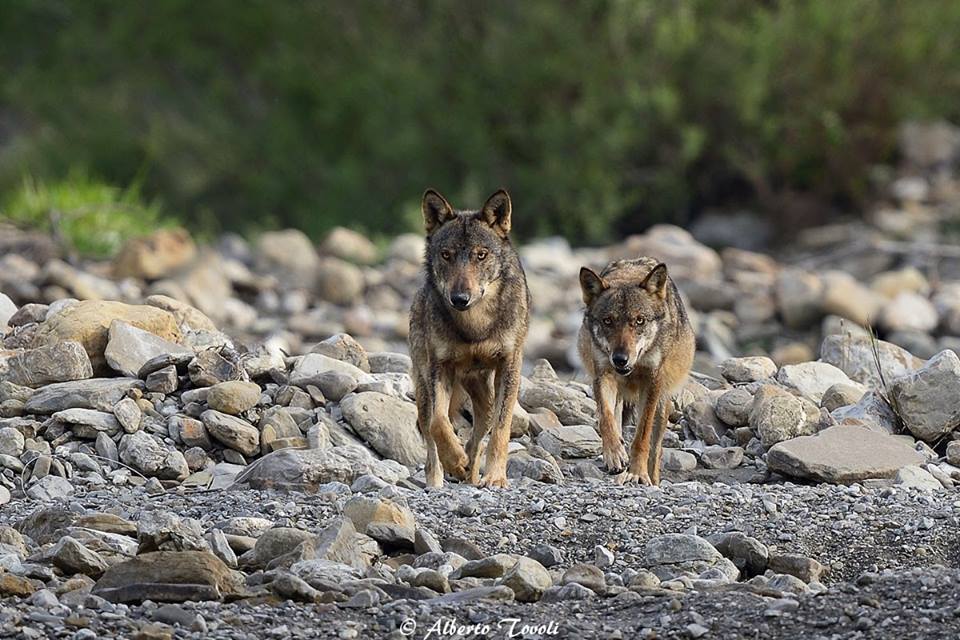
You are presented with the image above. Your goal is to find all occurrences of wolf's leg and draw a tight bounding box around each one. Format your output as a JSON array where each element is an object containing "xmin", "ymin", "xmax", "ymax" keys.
[
  {"xmin": 480, "ymin": 352, "xmax": 522, "ymax": 489},
  {"xmin": 430, "ymin": 367, "xmax": 469, "ymax": 481},
  {"xmin": 414, "ymin": 372, "xmax": 443, "ymax": 488},
  {"xmin": 463, "ymin": 372, "xmax": 495, "ymax": 485},
  {"xmin": 616, "ymin": 377, "xmax": 662, "ymax": 486},
  {"xmin": 595, "ymin": 374, "xmax": 627, "ymax": 473},
  {"xmin": 646, "ymin": 400, "xmax": 668, "ymax": 486}
]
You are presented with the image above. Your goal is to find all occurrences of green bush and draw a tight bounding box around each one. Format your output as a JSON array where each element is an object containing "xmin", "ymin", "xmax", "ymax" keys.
[
  {"xmin": 0, "ymin": 1, "xmax": 958, "ymax": 243},
  {"xmin": 2, "ymin": 171, "xmax": 168, "ymax": 257}
]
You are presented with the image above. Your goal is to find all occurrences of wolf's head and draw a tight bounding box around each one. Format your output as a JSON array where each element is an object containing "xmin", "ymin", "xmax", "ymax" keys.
[
  {"xmin": 421, "ymin": 188, "xmax": 513, "ymax": 312},
  {"xmin": 579, "ymin": 263, "xmax": 670, "ymax": 375}
]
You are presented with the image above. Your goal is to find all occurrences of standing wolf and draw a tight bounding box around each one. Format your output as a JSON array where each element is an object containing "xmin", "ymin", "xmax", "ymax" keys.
[
  {"xmin": 409, "ymin": 189, "xmax": 530, "ymax": 488},
  {"xmin": 578, "ymin": 257, "xmax": 695, "ymax": 485}
]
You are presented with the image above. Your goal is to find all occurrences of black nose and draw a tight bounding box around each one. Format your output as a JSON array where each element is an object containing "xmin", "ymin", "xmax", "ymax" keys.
[
  {"xmin": 450, "ymin": 292, "xmax": 471, "ymax": 309},
  {"xmin": 611, "ymin": 352, "xmax": 629, "ymax": 368}
]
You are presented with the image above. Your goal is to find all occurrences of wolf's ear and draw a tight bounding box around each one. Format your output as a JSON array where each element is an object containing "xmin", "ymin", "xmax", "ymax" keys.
[
  {"xmin": 642, "ymin": 263, "xmax": 669, "ymax": 299},
  {"xmin": 422, "ymin": 189, "xmax": 456, "ymax": 235},
  {"xmin": 479, "ymin": 189, "xmax": 512, "ymax": 237},
  {"xmin": 579, "ymin": 267, "xmax": 607, "ymax": 305}
]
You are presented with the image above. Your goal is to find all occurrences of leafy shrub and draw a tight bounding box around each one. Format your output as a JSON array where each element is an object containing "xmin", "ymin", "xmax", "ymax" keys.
[
  {"xmin": 0, "ymin": 1, "xmax": 958, "ymax": 243},
  {"xmin": 2, "ymin": 171, "xmax": 168, "ymax": 257}
]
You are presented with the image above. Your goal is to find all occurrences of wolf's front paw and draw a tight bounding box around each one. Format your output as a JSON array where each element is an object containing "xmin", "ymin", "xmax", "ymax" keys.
[
  {"xmin": 479, "ymin": 473, "xmax": 509, "ymax": 489},
  {"xmin": 602, "ymin": 443, "xmax": 629, "ymax": 474},
  {"xmin": 614, "ymin": 469, "xmax": 652, "ymax": 486}
]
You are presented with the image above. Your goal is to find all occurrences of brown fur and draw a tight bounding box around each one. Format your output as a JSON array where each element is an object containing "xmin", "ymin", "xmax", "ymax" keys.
[
  {"xmin": 577, "ymin": 257, "xmax": 695, "ymax": 485},
  {"xmin": 409, "ymin": 189, "xmax": 530, "ymax": 488}
]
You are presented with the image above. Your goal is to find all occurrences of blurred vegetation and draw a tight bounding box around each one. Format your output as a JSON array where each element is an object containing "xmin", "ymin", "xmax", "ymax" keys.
[
  {"xmin": 1, "ymin": 0, "xmax": 959, "ymax": 245},
  {"xmin": 3, "ymin": 172, "xmax": 168, "ymax": 257}
]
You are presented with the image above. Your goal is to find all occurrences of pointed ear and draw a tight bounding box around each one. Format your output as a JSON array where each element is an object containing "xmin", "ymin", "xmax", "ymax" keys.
[
  {"xmin": 579, "ymin": 267, "xmax": 607, "ymax": 305},
  {"xmin": 642, "ymin": 263, "xmax": 669, "ymax": 299},
  {"xmin": 422, "ymin": 189, "xmax": 456, "ymax": 235},
  {"xmin": 479, "ymin": 189, "xmax": 512, "ymax": 237}
]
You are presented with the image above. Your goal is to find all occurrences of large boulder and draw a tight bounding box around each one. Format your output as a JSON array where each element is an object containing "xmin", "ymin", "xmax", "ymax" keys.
[
  {"xmin": 3, "ymin": 341, "xmax": 93, "ymax": 387},
  {"xmin": 340, "ymin": 392, "xmax": 425, "ymax": 466},
  {"xmin": 776, "ymin": 361, "xmax": 853, "ymax": 404},
  {"xmin": 643, "ymin": 534, "xmax": 738, "ymax": 582},
  {"xmin": 889, "ymin": 350, "xmax": 960, "ymax": 442},
  {"xmin": 820, "ymin": 334, "xmax": 923, "ymax": 390},
  {"xmin": 233, "ymin": 445, "xmax": 409, "ymax": 490},
  {"xmin": 25, "ymin": 378, "xmax": 142, "ymax": 414},
  {"xmin": 30, "ymin": 301, "xmax": 182, "ymax": 374},
  {"xmin": 92, "ymin": 551, "xmax": 244, "ymax": 603},
  {"xmin": 255, "ymin": 229, "xmax": 319, "ymax": 289},
  {"xmin": 767, "ymin": 425, "xmax": 925, "ymax": 483}
]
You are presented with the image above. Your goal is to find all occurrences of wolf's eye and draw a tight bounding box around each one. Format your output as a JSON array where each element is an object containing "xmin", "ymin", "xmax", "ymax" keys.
[
  {"xmin": 636, "ymin": 317, "xmax": 646, "ymax": 326},
  {"xmin": 602, "ymin": 317, "xmax": 612, "ymax": 326},
  {"xmin": 440, "ymin": 250, "xmax": 452, "ymax": 261},
  {"xmin": 476, "ymin": 250, "xmax": 488, "ymax": 261}
]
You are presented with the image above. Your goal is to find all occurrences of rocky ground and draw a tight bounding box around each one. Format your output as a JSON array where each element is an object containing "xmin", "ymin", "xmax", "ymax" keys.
[{"xmin": 1, "ymin": 121, "xmax": 960, "ymax": 638}]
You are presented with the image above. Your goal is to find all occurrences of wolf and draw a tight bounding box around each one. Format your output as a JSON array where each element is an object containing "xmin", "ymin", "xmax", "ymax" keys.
[
  {"xmin": 577, "ymin": 257, "xmax": 695, "ymax": 485},
  {"xmin": 409, "ymin": 188, "xmax": 530, "ymax": 488}
]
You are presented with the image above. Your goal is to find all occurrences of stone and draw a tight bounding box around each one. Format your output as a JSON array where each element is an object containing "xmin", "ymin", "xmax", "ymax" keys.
[
  {"xmin": 256, "ymin": 229, "xmax": 319, "ymax": 289},
  {"xmin": 947, "ymin": 441, "xmax": 960, "ymax": 466},
  {"xmin": 0, "ymin": 426, "xmax": 24, "ymax": 456},
  {"xmin": 206, "ymin": 381, "xmax": 261, "ymax": 415},
  {"xmin": 26, "ymin": 475, "xmax": 75, "ymax": 501},
  {"xmin": 143, "ymin": 295, "xmax": 218, "ymax": 333},
  {"xmin": 206, "ymin": 529, "xmax": 238, "ymax": 568},
  {"xmin": 700, "ymin": 446, "xmax": 744, "ymax": 470},
  {"xmin": 245, "ymin": 527, "xmax": 315, "ymax": 569},
  {"xmin": 896, "ymin": 465, "xmax": 943, "ymax": 491},
  {"xmin": 4, "ymin": 341, "xmax": 93, "ymax": 387},
  {"xmin": 0, "ymin": 573, "xmax": 38, "ymax": 597},
  {"xmin": 879, "ymin": 292, "xmax": 939, "ymax": 333},
  {"xmin": 187, "ymin": 350, "xmax": 241, "ymax": 387},
  {"xmin": 820, "ymin": 271, "xmax": 884, "ymax": 327},
  {"xmin": 820, "ymin": 333, "xmax": 922, "ymax": 390},
  {"xmin": 889, "ymin": 350, "xmax": 960, "ymax": 442},
  {"xmin": 104, "ymin": 320, "xmax": 192, "ymax": 377},
  {"xmin": 767, "ymin": 425, "xmax": 925, "ymax": 483},
  {"xmin": 662, "ymin": 449, "xmax": 697, "ymax": 471},
  {"xmin": 719, "ymin": 356, "xmax": 777, "ymax": 383},
  {"xmin": 527, "ymin": 544, "xmax": 563, "ymax": 568},
  {"xmin": 820, "ymin": 383, "xmax": 866, "ymax": 412},
  {"xmin": 831, "ymin": 390, "xmax": 900, "ymax": 434},
  {"xmin": 715, "ymin": 388, "xmax": 753, "ymax": 427},
  {"xmin": 749, "ymin": 385, "xmax": 808, "ymax": 447},
  {"xmin": 112, "ymin": 228, "xmax": 196, "ymax": 279},
  {"xmin": 138, "ymin": 511, "xmax": 208, "ymax": 553},
  {"xmin": 315, "ymin": 257, "xmax": 365, "ymax": 305},
  {"xmin": 775, "ymin": 269, "xmax": 823, "ymax": 329},
  {"xmin": 320, "ymin": 226, "xmax": 379, "ymax": 264},
  {"xmin": 113, "ymin": 397, "xmax": 142, "ymax": 433},
  {"xmin": 684, "ymin": 399, "xmax": 727, "ymax": 445},
  {"xmin": 119, "ymin": 432, "xmax": 189, "ymax": 481},
  {"xmin": 310, "ymin": 333, "xmax": 369, "ymax": 372},
  {"xmin": 776, "ymin": 361, "xmax": 853, "ymax": 403},
  {"xmin": 50, "ymin": 536, "xmax": 109, "ymax": 577},
  {"xmin": 368, "ymin": 352, "xmax": 412, "ymax": 375},
  {"xmin": 706, "ymin": 532, "xmax": 768, "ymax": 577},
  {"xmin": 519, "ymin": 377, "xmax": 596, "ymax": 426},
  {"xmin": 92, "ymin": 551, "xmax": 243, "ymax": 603},
  {"xmin": 258, "ymin": 406, "xmax": 305, "ymax": 453},
  {"xmin": 537, "ymin": 425, "xmax": 602, "ymax": 458},
  {"xmin": 53, "ymin": 408, "xmax": 122, "ymax": 438},
  {"xmin": 767, "ymin": 553, "xmax": 825, "ymax": 583},
  {"xmin": 343, "ymin": 495, "xmax": 416, "ymax": 543},
  {"xmin": 31, "ymin": 300, "xmax": 182, "ymax": 375},
  {"xmin": 499, "ymin": 557, "xmax": 552, "ymax": 602},
  {"xmin": 340, "ymin": 392, "xmax": 425, "ymax": 466},
  {"xmin": 560, "ymin": 563, "xmax": 606, "ymax": 594},
  {"xmin": 0, "ymin": 293, "xmax": 16, "ymax": 328},
  {"xmin": 201, "ymin": 410, "xmax": 260, "ymax": 456},
  {"xmin": 25, "ymin": 378, "xmax": 141, "ymax": 414},
  {"xmin": 234, "ymin": 445, "xmax": 408, "ymax": 490},
  {"xmin": 457, "ymin": 554, "xmax": 520, "ymax": 579},
  {"xmin": 289, "ymin": 353, "xmax": 371, "ymax": 388},
  {"xmin": 145, "ymin": 365, "xmax": 179, "ymax": 394},
  {"xmin": 644, "ymin": 534, "xmax": 738, "ymax": 582}
]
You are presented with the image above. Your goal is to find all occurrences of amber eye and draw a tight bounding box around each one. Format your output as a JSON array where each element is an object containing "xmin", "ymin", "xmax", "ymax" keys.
[
  {"xmin": 636, "ymin": 317, "xmax": 646, "ymax": 326},
  {"xmin": 477, "ymin": 249, "xmax": 488, "ymax": 261},
  {"xmin": 602, "ymin": 317, "xmax": 612, "ymax": 326},
  {"xmin": 440, "ymin": 250, "xmax": 451, "ymax": 261}
]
